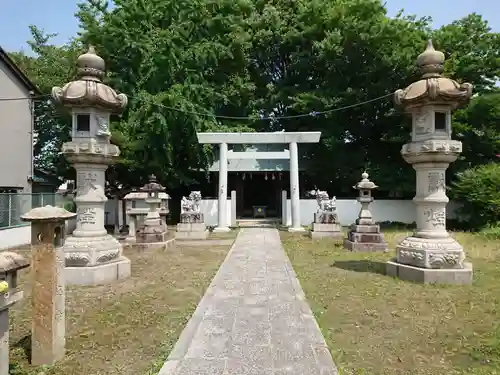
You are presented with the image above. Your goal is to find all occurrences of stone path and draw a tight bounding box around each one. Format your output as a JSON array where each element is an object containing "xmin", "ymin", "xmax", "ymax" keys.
[{"xmin": 159, "ymin": 228, "xmax": 338, "ymax": 375}]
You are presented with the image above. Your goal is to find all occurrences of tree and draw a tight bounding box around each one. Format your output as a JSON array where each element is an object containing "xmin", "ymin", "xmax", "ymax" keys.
[
  {"xmin": 243, "ymin": 0, "xmax": 431, "ymax": 194},
  {"xmin": 452, "ymin": 92, "xmax": 500, "ymax": 172},
  {"xmin": 17, "ymin": 0, "xmax": 499, "ymax": 196},
  {"xmin": 76, "ymin": 0, "xmax": 259, "ymax": 190}
]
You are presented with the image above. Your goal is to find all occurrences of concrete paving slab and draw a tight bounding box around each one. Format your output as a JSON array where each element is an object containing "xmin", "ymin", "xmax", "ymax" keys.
[{"xmin": 158, "ymin": 228, "xmax": 338, "ymax": 375}]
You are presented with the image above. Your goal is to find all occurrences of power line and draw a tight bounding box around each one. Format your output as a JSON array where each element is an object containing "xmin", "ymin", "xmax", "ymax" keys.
[
  {"xmin": 144, "ymin": 93, "xmax": 393, "ymax": 120},
  {"xmin": 0, "ymin": 94, "xmax": 50, "ymax": 101},
  {"xmin": 0, "ymin": 91, "xmax": 393, "ymax": 120}
]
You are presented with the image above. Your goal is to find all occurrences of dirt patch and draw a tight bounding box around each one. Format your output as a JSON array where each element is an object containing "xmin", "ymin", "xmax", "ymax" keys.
[
  {"xmin": 8, "ymin": 242, "xmax": 230, "ymax": 375},
  {"xmin": 281, "ymin": 229, "xmax": 500, "ymax": 375}
]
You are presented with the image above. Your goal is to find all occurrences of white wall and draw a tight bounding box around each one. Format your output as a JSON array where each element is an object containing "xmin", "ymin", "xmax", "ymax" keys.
[
  {"xmin": 104, "ymin": 199, "xmax": 125, "ymax": 226},
  {"xmin": 0, "ymin": 225, "xmax": 31, "ymax": 250},
  {"xmin": 283, "ymin": 198, "xmax": 461, "ymax": 226},
  {"xmin": 104, "ymin": 198, "xmax": 235, "ymax": 227},
  {"xmin": 199, "ymin": 199, "xmax": 232, "ymax": 226},
  {"xmin": 103, "ymin": 195, "xmax": 462, "ymax": 228}
]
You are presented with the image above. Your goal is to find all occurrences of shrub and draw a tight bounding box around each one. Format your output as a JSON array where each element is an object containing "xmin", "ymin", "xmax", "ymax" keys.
[
  {"xmin": 63, "ymin": 200, "xmax": 76, "ymax": 213},
  {"xmin": 450, "ymin": 162, "xmax": 500, "ymax": 229},
  {"xmin": 478, "ymin": 224, "xmax": 500, "ymax": 240}
]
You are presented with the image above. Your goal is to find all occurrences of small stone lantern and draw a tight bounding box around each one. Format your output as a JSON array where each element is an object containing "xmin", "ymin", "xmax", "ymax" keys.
[
  {"xmin": 52, "ymin": 46, "xmax": 131, "ymax": 286},
  {"xmin": 386, "ymin": 40, "xmax": 474, "ymax": 284},
  {"xmin": 135, "ymin": 175, "xmax": 168, "ymax": 244},
  {"xmin": 0, "ymin": 252, "xmax": 29, "ymax": 375},
  {"xmin": 21, "ymin": 205, "xmax": 76, "ymax": 366},
  {"xmin": 353, "ymin": 172, "xmax": 377, "ymax": 225},
  {"xmin": 343, "ymin": 172, "xmax": 388, "ymax": 252}
]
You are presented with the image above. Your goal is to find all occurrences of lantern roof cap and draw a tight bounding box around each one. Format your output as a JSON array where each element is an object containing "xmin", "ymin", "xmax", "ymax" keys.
[
  {"xmin": 140, "ymin": 175, "xmax": 166, "ymax": 193},
  {"xmin": 353, "ymin": 171, "xmax": 377, "ymax": 190},
  {"xmin": 394, "ymin": 40, "xmax": 473, "ymax": 109},
  {"xmin": 51, "ymin": 45, "xmax": 128, "ymax": 112}
]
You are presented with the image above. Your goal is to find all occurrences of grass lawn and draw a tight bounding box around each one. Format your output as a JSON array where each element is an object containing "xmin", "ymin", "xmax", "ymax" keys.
[
  {"xmin": 8, "ymin": 242, "xmax": 230, "ymax": 375},
  {"xmin": 208, "ymin": 227, "xmax": 240, "ymax": 240},
  {"xmin": 281, "ymin": 229, "xmax": 500, "ymax": 375}
]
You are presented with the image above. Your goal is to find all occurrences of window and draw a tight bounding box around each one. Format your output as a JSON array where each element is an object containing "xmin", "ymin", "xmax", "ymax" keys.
[
  {"xmin": 0, "ymin": 188, "xmax": 21, "ymax": 228},
  {"xmin": 76, "ymin": 114, "xmax": 90, "ymax": 132},
  {"xmin": 434, "ymin": 112, "xmax": 447, "ymax": 131}
]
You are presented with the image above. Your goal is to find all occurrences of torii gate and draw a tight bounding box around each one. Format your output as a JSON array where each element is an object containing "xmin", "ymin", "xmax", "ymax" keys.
[{"xmin": 196, "ymin": 132, "xmax": 321, "ymax": 232}]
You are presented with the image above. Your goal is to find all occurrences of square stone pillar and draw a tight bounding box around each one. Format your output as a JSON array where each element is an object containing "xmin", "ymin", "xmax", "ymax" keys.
[
  {"xmin": 230, "ymin": 190, "xmax": 237, "ymax": 227},
  {"xmin": 288, "ymin": 141, "xmax": 304, "ymax": 232},
  {"xmin": 21, "ymin": 205, "xmax": 76, "ymax": 365},
  {"xmin": 214, "ymin": 142, "xmax": 230, "ymax": 232},
  {"xmin": 0, "ymin": 252, "xmax": 29, "ymax": 375}
]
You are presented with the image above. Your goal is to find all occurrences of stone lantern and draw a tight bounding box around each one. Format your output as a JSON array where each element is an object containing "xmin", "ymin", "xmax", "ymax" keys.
[
  {"xmin": 386, "ymin": 40, "xmax": 474, "ymax": 284},
  {"xmin": 135, "ymin": 175, "xmax": 168, "ymax": 244},
  {"xmin": 0, "ymin": 252, "xmax": 29, "ymax": 375},
  {"xmin": 343, "ymin": 172, "xmax": 388, "ymax": 251},
  {"xmin": 52, "ymin": 46, "xmax": 131, "ymax": 286}
]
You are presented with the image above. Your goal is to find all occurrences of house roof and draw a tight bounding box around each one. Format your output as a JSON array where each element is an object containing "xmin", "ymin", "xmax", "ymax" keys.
[
  {"xmin": 0, "ymin": 46, "xmax": 40, "ymax": 95},
  {"xmin": 33, "ymin": 168, "xmax": 63, "ymax": 186}
]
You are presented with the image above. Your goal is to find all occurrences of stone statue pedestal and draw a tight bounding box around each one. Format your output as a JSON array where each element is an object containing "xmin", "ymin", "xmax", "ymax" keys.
[
  {"xmin": 136, "ymin": 221, "xmax": 168, "ymax": 244},
  {"xmin": 309, "ymin": 212, "xmax": 342, "ymax": 239},
  {"xmin": 175, "ymin": 213, "xmax": 208, "ymax": 240},
  {"xmin": 343, "ymin": 224, "xmax": 388, "ymax": 252}
]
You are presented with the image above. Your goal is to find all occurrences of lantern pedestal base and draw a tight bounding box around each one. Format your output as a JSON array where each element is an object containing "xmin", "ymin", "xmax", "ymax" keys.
[
  {"xmin": 63, "ymin": 234, "xmax": 130, "ymax": 286},
  {"xmin": 65, "ymin": 257, "xmax": 131, "ymax": 286},
  {"xmin": 343, "ymin": 224, "xmax": 388, "ymax": 252},
  {"xmin": 386, "ymin": 260, "xmax": 473, "ymax": 285},
  {"xmin": 175, "ymin": 222, "xmax": 209, "ymax": 240}
]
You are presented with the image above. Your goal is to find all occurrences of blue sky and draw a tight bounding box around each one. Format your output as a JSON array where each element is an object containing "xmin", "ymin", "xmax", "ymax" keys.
[{"xmin": 1, "ymin": 0, "xmax": 499, "ymax": 52}]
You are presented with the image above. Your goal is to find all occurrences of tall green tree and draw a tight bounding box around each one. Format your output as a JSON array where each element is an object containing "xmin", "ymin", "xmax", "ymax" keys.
[{"xmin": 76, "ymin": 0, "xmax": 259, "ymax": 189}]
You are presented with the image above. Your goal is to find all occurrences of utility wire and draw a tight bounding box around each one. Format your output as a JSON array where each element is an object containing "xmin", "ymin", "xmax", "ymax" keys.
[{"xmin": 0, "ymin": 92, "xmax": 393, "ymax": 120}]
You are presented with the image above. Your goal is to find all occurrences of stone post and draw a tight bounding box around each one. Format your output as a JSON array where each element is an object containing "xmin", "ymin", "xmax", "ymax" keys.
[
  {"xmin": 214, "ymin": 142, "xmax": 230, "ymax": 232},
  {"xmin": 288, "ymin": 141, "xmax": 304, "ymax": 231},
  {"xmin": 230, "ymin": 190, "xmax": 237, "ymax": 227},
  {"xmin": 52, "ymin": 46, "xmax": 131, "ymax": 286},
  {"xmin": 343, "ymin": 172, "xmax": 388, "ymax": 251},
  {"xmin": 386, "ymin": 40, "xmax": 474, "ymax": 284},
  {"xmin": 0, "ymin": 252, "xmax": 29, "ymax": 375},
  {"xmin": 281, "ymin": 190, "xmax": 287, "ymax": 225},
  {"xmin": 21, "ymin": 206, "xmax": 76, "ymax": 365}
]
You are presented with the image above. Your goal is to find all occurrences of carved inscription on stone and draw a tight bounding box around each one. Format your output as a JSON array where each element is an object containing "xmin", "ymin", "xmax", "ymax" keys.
[
  {"xmin": 423, "ymin": 208, "xmax": 446, "ymax": 227},
  {"xmin": 32, "ymin": 243, "xmax": 56, "ymax": 362},
  {"xmin": 77, "ymin": 171, "xmax": 97, "ymax": 186},
  {"xmin": 428, "ymin": 172, "xmax": 446, "ymax": 193},
  {"xmin": 414, "ymin": 111, "xmax": 430, "ymax": 134},
  {"xmin": 77, "ymin": 207, "xmax": 96, "ymax": 224}
]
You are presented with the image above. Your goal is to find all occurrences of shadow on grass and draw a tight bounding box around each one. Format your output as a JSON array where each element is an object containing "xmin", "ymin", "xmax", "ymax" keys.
[
  {"xmin": 12, "ymin": 334, "xmax": 31, "ymax": 364},
  {"xmin": 332, "ymin": 260, "xmax": 387, "ymax": 275}
]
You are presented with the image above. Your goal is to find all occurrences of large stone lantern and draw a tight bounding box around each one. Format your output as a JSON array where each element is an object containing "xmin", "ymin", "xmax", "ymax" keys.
[
  {"xmin": 52, "ymin": 46, "xmax": 131, "ymax": 286},
  {"xmin": 386, "ymin": 40, "xmax": 473, "ymax": 284}
]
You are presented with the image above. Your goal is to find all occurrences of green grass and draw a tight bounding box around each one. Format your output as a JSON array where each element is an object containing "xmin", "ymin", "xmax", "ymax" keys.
[
  {"xmin": 9, "ymin": 242, "xmax": 230, "ymax": 375},
  {"xmin": 281, "ymin": 229, "xmax": 500, "ymax": 375}
]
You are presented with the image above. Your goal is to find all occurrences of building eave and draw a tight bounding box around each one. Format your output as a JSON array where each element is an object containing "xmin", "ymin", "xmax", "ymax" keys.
[{"xmin": 0, "ymin": 46, "xmax": 41, "ymax": 95}]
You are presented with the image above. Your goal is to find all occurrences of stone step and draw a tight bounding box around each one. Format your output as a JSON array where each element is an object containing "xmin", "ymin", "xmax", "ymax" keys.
[{"xmin": 236, "ymin": 219, "xmax": 280, "ymax": 228}]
